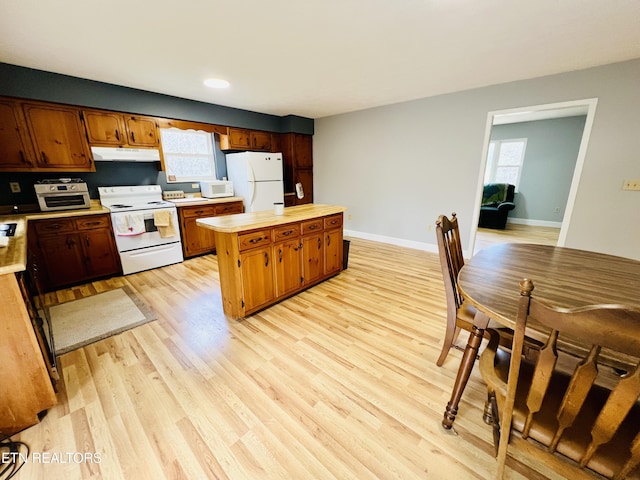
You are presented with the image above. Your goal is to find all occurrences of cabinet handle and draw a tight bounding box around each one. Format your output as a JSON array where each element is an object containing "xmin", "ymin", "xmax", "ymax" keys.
[
  {"xmin": 279, "ymin": 248, "xmax": 283, "ymax": 262},
  {"xmin": 282, "ymin": 230, "xmax": 293, "ymax": 236},
  {"xmin": 41, "ymin": 151, "xmax": 48, "ymax": 164},
  {"xmin": 327, "ymin": 235, "xmax": 331, "ymax": 246},
  {"xmin": 317, "ymin": 238, "xmax": 321, "ymax": 249},
  {"xmin": 308, "ymin": 224, "xmax": 318, "ymax": 230},
  {"xmin": 115, "ymin": 129, "xmax": 120, "ymax": 141},
  {"xmin": 130, "ymin": 131, "xmax": 136, "ymax": 143},
  {"xmin": 85, "ymin": 236, "xmax": 91, "ymax": 247},
  {"xmin": 19, "ymin": 150, "xmax": 29, "ymax": 165},
  {"xmin": 249, "ymin": 236, "xmax": 263, "ymax": 244},
  {"xmin": 195, "ymin": 210, "xmax": 205, "ymax": 215},
  {"xmin": 264, "ymin": 252, "xmax": 269, "ymax": 267}
]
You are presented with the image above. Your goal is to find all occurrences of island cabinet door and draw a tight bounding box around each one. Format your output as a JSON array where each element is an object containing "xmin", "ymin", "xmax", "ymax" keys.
[
  {"xmin": 324, "ymin": 228, "xmax": 343, "ymax": 275},
  {"xmin": 302, "ymin": 232, "xmax": 324, "ymax": 286},
  {"xmin": 274, "ymin": 238, "xmax": 303, "ymax": 297},
  {"xmin": 239, "ymin": 246, "xmax": 276, "ymax": 313}
]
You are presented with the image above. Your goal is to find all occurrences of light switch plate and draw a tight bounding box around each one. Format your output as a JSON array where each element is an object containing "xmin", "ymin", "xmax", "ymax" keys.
[{"xmin": 9, "ymin": 182, "xmax": 20, "ymax": 193}]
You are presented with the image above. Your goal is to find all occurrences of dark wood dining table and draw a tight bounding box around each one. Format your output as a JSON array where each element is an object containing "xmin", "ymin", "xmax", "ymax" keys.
[{"xmin": 441, "ymin": 242, "xmax": 640, "ymax": 430}]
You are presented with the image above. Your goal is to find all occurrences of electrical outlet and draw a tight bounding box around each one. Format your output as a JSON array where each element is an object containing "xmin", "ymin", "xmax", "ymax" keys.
[
  {"xmin": 554, "ymin": 207, "xmax": 560, "ymax": 213},
  {"xmin": 191, "ymin": 183, "xmax": 200, "ymax": 189},
  {"xmin": 9, "ymin": 182, "xmax": 21, "ymax": 193},
  {"xmin": 623, "ymin": 179, "xmax": 640, "ymax": 191}
]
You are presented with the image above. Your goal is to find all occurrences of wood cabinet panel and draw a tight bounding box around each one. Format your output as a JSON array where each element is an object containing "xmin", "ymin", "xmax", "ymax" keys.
[
  {"xmin": 22, "ymin": 102, "xmax": 93, "ymax": 171},
  {"xmin": 124, "ymin": 115, "xmax": 159, "ymax": 147},
  {"xmin": 208, "ymin": 210, "xmax": 344, "ymax": 318},
  {"xmin": 83, "ymin": 110, "xmax": 127, "ymax": 145},
  {"xmin": 239, "ymin": 246, "xmax": 275, "ymax": 312},
  {"xmin": 274, "ymin": 238, "xmax": 303, "ymax": 297},
  {"xmin": 29, "ymin": 214, "xmax": 120, "ymax": 291},
  {"xmin": 0, "ymin": 98, "xmax": 36, "ymax": 170},
  {"xmin": 281, "ymin": 133, "xmax": 313, "ymax": 203},
  {"xmin": 178, "ymin": 200, "xmax": 244, "ymax": 258},
  {"xmin": 220, "ymin": 128, "xmax": 273, "ymax": 152}
]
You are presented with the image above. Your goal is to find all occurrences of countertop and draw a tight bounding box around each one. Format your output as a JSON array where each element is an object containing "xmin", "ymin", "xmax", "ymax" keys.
[
  {"xmin": 168, "ymin": 196, "xmax": 244, "ymax": 207},
  {"xmin": 0, "ymin": 201, "xmax": 109, "ymax": 275},
  {"xmin": 196, "ymin": 204, "xmax": 347, "ymax": 234}
]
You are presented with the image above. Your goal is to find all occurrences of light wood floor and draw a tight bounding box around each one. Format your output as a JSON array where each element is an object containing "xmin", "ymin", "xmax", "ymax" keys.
[
  {"xmin": 16, "ymin": 237, "xmax": 565, "ymax": 479},
  {"xmin": 475, "ymin": 223, "xmax": 560, "ymax": 253}
]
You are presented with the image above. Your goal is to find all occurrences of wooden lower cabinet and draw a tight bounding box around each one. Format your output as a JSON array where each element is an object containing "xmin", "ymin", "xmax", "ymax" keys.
[
  {"xmin": 178, "ymin": 200, "xmax": 243, "ymax": 258},
  {"xmin": 29, "ymin": 214, "xmax": 121, "ymax": 291},
  {"xmin": 211, "ymin": 210, "xmax": 344, "ymax": 319}
]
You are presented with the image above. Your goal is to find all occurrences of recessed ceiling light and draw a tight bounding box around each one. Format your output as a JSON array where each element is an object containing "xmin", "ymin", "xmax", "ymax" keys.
[{"xmin": 203, "ymin": 78, "xmax": 230, "ymax": 89}]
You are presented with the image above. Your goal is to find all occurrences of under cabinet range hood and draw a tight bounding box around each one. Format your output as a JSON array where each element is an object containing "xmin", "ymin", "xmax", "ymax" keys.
[{"xmin": 91, "ymin": 146, "xmax": 161, "ymax": 162}]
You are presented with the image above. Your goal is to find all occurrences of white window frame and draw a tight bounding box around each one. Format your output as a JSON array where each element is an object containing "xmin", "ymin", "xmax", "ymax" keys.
[
  {"xmin": 484, "ymin": 138, "xmax": 527, "ymax": 190},
  {"xmin": 160, "ymin": 127, "xmax": 218, "ymax": 183}
]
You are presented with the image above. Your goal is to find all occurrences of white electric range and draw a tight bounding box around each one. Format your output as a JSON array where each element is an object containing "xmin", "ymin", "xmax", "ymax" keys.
[{"xmin": 98, "ymin": 185, "xmax": 183, "ymax": 275}]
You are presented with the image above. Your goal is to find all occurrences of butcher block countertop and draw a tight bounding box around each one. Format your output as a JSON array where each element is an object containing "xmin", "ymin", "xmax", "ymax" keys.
[
  {"xmin": 196, "ymin": 204, "xmax": 347, "ymax": 234},
  {"xmin": 0, "ymin": 201, "xmax": 109, "ymax": 275},
  {"xmin": 169, "ymin": 196, "xmax": 244, "ymax": 207}
]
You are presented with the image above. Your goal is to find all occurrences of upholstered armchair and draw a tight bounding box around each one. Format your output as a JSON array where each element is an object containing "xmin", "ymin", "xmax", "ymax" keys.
[{"xmin": 478, "ymin": 183, "xmax": 515, "ymax": 229}]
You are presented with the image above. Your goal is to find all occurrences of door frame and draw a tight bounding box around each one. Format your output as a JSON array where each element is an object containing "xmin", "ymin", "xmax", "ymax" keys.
[{"xmin": 469, "ymin": 98, "xmax": 599, "ymax": 255}]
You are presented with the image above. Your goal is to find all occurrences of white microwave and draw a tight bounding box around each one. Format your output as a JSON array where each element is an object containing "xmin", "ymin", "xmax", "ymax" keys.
[{"xmin": 200, "ymin": 180, "xmax": 234, "ymax": 198}]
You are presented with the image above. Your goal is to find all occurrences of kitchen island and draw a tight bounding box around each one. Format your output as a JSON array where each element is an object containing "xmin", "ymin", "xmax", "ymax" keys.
[{"xmin": 197, "ymin": 204, "xmax": 347, "ymax": 319}]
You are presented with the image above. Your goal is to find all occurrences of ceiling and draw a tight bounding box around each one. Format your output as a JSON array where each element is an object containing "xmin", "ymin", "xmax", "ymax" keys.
[{"xmin": 1, "ymin": 1, "xmax": 639, "ymax": 119}]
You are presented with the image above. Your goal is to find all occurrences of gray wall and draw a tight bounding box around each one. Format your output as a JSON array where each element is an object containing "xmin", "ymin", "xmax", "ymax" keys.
[
  {"xmin": 489, "ymin": 116, "xmax": 586, "ymax": 225},
  {"xmin": 314, "ymin": 59, "xmax": 640, "ymax": 260}
]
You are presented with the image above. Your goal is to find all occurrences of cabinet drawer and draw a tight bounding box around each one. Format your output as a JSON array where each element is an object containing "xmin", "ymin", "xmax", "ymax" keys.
[
  {"xmin": 324, "ymin": 214, "xmax": 343, "ymax": 230},
  {"xmin": 273, "ymin": 223, "xmax": 300, "ymax": 241},
  {"xmin": 215, "ymin": 202, "xmax": 243, "ymax": 215},
  {"xmin": 301, "ymin": 219, "xmax": 323, "ymax": 235},
  {"xmin": 238, "ymin": 229, "xmax": 271, "ymax": 251},
  {"xmin": 182, "ymin": 205, "xmax": 216, "ymax": 218},
  {"xmin": 75, "ymin": 215, "xmax": 110, "ymax": 230},
  {"xmin": 33, "ymin": 218, "xmax": 75, "ymax": 235}
]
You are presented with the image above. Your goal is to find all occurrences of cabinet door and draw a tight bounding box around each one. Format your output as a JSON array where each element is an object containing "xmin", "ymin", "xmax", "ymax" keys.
[
  {"xmin": 293, "ymin": 134, "xmax": 313, "ymax": 169},
  {"xmin": 83, "ymin": 110, "xmax": 126, "ymax": 146},
  {"xmin": 22, "ymin": 103, "xmax": 93, "ymax": 170},
  {"xmin": 251, "ymin": 131, "xmax": 271, "ymax": 151},
  {"xmin": 37, "ymin": 234, "xmax": 86, "ymax": 289},
  {"xmin": 81, "ymin": 228, "xmax": 121, "ymax": 278},
  {"xmin": 0, "ymin": 98, "xmax": 35, "ymax": 170},
  {"xmin": 124, "ymin": 115, "xmax": 159, "ymax": 147},
  {"xmin": 239, "ymin": 246, "xmax": 275, "ymax": 313},
  {"xmin": 221, "ymin": 128, "xmax": 251, "ymax": 150},
  {"xmin": 302, "ymin": 232, "xmax": 324, "ymax": 286},
  {"xmin": 182, "ymin": 216, "xmax": 217, "ymax": 257},
  {"xmin": 274, "ymin": 238, "xmax": 303, "ymax": 297},
  {"xmin": 324, "ymin": 229, "xmax": 343, "ymax": 276}
]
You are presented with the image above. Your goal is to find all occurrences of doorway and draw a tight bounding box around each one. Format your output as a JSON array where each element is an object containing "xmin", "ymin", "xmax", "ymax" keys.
[{"xmin": 469, "ymin": 98, "xmax": 598, "ymax": 255}]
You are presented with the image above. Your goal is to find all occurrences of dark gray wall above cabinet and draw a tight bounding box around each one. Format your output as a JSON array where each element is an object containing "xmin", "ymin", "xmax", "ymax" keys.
[{"xmin": 0, "ymin": 63, "xmax": 313, "ymax": 135}]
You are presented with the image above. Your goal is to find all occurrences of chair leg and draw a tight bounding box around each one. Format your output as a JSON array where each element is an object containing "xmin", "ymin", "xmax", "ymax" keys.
[
  {"xmin": 436, "ymin": 322, "xmax": 459, "ymax": 367},
  {"xmin": 487, "ymin": 391, "xmax": 500, "ymax": 457}
]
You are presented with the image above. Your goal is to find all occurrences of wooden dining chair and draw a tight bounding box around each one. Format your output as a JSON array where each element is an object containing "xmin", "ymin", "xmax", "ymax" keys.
[
  {"xmin": 480, "ymin": 278, "xmax": 640, "ymax": 479},
  {"xmin": 435, "ymin": 212, "xmax": 477, "ymax": 366}
]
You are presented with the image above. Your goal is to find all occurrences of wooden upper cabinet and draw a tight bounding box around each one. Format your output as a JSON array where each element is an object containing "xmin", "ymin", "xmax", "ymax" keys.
[
  {"xmin": 22, "ymin": 102, "xmax": 93, "ymax": 171},
  {"xmin": 0, "ymin": 98, "xmax": 36, "ymax": 170},
  {"xmin": 83, "ymin": 110, "xmax": 159, "ymax": 147},
  {"xmin": 124, "ymin": 115, "xmax": 159, "ymax": 147},
  {"xmin": 83, "ymin": 110, "xmax": 127, "ymax": 146},
  {"xmin": 220, "ymin": 127, "xmax": 272, "ymax": 152}
]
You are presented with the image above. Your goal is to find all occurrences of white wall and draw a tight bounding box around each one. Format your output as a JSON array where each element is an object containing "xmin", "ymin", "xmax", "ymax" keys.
[{"xmin": 313, "ymin": 59, "xmax": 640, "ymax": 260}]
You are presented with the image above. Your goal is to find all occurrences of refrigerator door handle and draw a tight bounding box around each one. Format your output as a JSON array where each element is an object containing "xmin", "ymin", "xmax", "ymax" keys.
[{"xmin": 247, "ymin": 163, "xmax": 256, "ymax": 207}]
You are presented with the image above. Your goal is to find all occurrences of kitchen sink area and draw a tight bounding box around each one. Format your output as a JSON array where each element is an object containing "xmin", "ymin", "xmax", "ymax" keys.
[{"xmin": 0, "ymin": 223, "xmax": 17, "ymax": 236}]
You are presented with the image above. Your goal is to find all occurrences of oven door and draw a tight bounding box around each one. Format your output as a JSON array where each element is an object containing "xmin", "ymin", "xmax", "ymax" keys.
[{"xmin": 111, "ymin": 208, "xmax": 181, "ymax": 252}]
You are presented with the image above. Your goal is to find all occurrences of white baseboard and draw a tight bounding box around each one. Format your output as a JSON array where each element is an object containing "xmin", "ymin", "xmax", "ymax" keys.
[
  {"xmin": 343, "ymin": 229, "xmax": 438, "ymax": 254},
  {"xmin": 507, "ymin": 218, "xmax": 562, "ymax": 228}
]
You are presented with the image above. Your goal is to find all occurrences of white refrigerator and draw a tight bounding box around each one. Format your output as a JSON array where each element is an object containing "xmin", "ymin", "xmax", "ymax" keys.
[{"xmin": 225, "ymin": 152, "xmax": 284, "ymax": 212}]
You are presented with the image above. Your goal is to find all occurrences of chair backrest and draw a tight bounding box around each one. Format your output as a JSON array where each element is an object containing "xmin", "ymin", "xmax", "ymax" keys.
[
  {"xmin": 482, "ymin": 183, "xmax": 515, "ymax": 205},
  {"xmin": 435, "ymin": 213, "xmax": 464, "ymax": 310},
  {"xmin": 504, "ymin": 278, "xmax": 640, "ymax": 479}
]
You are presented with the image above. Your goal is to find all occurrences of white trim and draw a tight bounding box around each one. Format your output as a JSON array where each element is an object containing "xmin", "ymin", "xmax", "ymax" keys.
[
  {"xmin": 344, "ymin": 229, "xmax": 439, "ymax": 254},
  {"xmin": 470, "ymin": 98, "xmax": 598, "ymax": 253},
  {"xmin": 506, "ymin": 218, "xmax": 562, "ymax": 228}
]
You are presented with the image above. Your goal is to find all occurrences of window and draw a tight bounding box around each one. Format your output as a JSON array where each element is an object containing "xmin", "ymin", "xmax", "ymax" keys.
[
  {"xmin": 160, "ymin": 128, "xmax": 217, "ymax": 182},
  {"xmin": 484, "ymin": 138, "xmax": 527, "ymax": 189}
]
